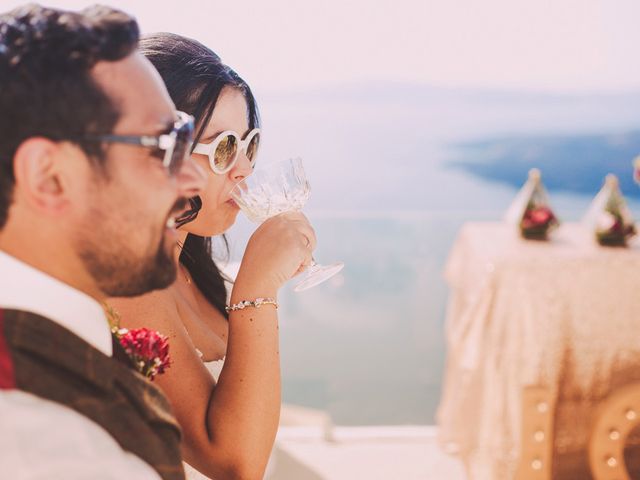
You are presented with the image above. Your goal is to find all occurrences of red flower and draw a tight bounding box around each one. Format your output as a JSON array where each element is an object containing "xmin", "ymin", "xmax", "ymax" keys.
[
  {"xmin": 118, "ymin": 328, "xmax": 171, "ymax": 380},
  {"xmin": 521, "ymin": 206, "xmax": 556, "ymax": 230}
]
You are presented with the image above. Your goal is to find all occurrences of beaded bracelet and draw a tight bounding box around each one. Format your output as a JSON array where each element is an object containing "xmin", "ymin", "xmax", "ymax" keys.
[{"xmin": 225, "ymin": 297, "xmax": 278, "ymax": 313}]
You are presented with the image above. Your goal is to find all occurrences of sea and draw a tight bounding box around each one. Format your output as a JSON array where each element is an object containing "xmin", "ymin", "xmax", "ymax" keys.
[{"xmin": 221, "ymin": 83, "xmax": 640, "ymax": 425}]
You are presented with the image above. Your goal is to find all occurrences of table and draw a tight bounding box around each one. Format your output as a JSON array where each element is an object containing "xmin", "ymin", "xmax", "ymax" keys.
[{"xmin": 437, "ymin": 222, "xmax": 640, "ymax": 479}]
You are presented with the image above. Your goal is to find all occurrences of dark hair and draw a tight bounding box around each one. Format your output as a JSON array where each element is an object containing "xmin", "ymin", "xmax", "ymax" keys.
[
  {"xmin": 139, "ymin": 32, "xmax": 260, "ymax": 318},
  {"xmin": 0, "ymin": 4, "xmax": 139, "ymax": 229}
]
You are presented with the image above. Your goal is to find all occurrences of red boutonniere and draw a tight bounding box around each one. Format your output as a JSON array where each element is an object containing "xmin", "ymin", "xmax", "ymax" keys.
[
  {"xmin": 104, "ymin": 304, "xmax": 171, "ymax": 381},
  {"xmin": 116, "ymin": 327, "xmax": 171, "ymax": 380}
]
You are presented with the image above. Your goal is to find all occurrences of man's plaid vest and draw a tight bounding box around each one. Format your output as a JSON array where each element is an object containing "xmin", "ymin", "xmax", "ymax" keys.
[{"xmin": 0, "ymin": 308, "xmax": 184, "ymax": 480}]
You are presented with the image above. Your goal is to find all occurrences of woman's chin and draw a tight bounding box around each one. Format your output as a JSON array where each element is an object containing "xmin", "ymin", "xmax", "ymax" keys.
[{"xmin": 225, "ymin": 210, "xmax": 242, "ymax": 228}]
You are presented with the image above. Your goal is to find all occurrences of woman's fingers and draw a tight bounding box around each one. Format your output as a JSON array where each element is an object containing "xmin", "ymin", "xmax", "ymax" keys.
[
  {"xmin": 236, "ymin": 211, "xmax": 319, "ymax": 293},
  {"xmin": 278, "ymin": 211, "xmax": 316, "ymax": 250}
]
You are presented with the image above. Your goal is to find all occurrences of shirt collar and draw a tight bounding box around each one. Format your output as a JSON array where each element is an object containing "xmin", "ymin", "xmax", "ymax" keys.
[{"xmin": 0, "ymin": 249, "xmax": 112, "ymax": 356}]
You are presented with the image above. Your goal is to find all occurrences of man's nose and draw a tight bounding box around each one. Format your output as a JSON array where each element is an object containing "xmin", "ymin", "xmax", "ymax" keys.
[{"xmin": 175, "ymin": 155, "xmax": 206, "ymax": 198}]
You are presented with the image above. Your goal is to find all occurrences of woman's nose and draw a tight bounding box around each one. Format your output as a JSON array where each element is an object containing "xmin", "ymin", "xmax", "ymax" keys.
[{"xmin": 230, "ymin": 149, "xmax": 254, "ymax": 181}]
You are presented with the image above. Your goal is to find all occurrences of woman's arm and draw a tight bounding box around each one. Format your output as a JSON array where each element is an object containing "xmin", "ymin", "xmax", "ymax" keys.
[{"xmin": 111, "ymin": 211, "xmax": 315, "ymax": 480}]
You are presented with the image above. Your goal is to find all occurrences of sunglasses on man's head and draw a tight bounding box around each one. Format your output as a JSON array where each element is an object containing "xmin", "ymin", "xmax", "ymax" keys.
[
  {"xmin": 84, "ymin": 111, "xmax": 195, "ymax": 176},
  {"xmin": 192, "ymin": 128, "xmax": 260, "ymax": 175}
]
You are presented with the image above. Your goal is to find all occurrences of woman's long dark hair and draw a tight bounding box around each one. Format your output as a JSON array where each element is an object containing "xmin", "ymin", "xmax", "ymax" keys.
[{"xmin": 140, "ymin": 32, "xmax": 260, "ymax": 318}]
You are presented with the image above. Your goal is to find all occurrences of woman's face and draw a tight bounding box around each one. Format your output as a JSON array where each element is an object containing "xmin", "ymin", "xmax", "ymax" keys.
[{"xmin": 181, "ymin": 86, "xmax": 254, "ymax": 236}]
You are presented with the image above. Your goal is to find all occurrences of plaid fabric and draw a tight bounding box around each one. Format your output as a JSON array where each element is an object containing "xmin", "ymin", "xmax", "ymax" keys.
[{"xmin": 0, "ymin": 308, "xmax": 184, "ymax": 480}]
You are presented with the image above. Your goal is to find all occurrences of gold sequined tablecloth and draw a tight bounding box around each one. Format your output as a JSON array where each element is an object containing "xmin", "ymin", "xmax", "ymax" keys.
[{"xmin": 436, "ymin": 222, "xmax": 640, "ymax": 479}]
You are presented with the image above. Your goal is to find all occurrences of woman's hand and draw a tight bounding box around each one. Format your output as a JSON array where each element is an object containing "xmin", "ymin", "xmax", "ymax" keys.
[{"xmin": 234, "ymin": 211, "xmax": 316, "ymax": 296}]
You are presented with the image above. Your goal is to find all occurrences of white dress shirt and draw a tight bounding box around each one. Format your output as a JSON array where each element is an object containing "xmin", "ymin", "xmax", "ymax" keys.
[{"xmin": 0, "ymin": 250, "xmax": 162, "ymax": 480}]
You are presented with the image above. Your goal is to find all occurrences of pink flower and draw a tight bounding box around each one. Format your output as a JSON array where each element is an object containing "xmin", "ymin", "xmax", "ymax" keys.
[{"xmin": 118, "ymin": 328, "xmax": 171, "ymax": 380}]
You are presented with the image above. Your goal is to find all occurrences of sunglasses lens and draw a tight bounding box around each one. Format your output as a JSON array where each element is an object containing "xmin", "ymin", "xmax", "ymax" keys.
[
  {"xmin": 245, "ymin": 131, "xmax": 260, "ymax": 164},
  {"xmin": 169, "ymin": 118, "xmax": 194, "ymax": 175},
  {"xmin": 214, "ymin": 134, "xmax": 238, "ymax": 172}
]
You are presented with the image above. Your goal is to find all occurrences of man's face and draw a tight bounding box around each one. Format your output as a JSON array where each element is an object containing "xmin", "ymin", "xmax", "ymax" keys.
[{"xmin": 72, "ymin": 52, "xmax": 202, "ymax": 297}]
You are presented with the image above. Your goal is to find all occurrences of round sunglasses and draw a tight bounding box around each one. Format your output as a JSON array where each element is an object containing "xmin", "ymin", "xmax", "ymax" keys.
[{"xmin": 192, "ymin": 128, "xmax": 260, "ymax": 174}]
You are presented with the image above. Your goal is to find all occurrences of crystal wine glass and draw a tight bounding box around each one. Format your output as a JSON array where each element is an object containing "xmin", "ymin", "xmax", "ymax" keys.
[{"xmin": 230, "ymin": 158, "xmax": 344, "ymax": 292}]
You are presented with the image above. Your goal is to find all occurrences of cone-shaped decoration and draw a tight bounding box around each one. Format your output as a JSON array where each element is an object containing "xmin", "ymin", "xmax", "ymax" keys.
[
  {"xmin": 505, "ymin": 169, "xmax": 559, "ymax": 240},
  {"xmin": 583, "ymin": 174, "xmax": 636, "ymax": 247}
]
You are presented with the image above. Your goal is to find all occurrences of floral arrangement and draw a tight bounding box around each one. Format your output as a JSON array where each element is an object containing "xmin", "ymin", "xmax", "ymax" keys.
[
  {"xmin": 520, "ymin": 203, "xmax": 559, "ymax": 240},
  {"xmin": 104, "ymin": 304, "xmax": 171, "ymax": 380},
  {"xmin": 505, "ymin": 168, "xmax": 559, "ymax": 241},
  {"xmin": 515, "ymin": 169, "xmax": 559, "ymax": 240},
  {"xmin": 595, "ymin": 211, "xmax": 636, "ymax": 246},
  {"xmin": 592, "ymin": 175, "xmax": 636, "ymax": 247}
]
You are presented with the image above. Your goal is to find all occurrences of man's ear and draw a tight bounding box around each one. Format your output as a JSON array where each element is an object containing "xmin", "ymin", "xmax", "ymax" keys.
[{"xmin": 12, "ymin": 137, "xmax": 70, "ymax": 214}]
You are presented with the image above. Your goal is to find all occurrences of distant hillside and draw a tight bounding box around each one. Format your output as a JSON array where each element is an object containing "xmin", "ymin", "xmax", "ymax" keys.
[{"xmin": 448, "ymin": 131, "xmax": 640, "ymax": 197}]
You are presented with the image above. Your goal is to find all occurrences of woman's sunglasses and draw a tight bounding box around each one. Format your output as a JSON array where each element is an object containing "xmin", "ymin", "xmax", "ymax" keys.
[
  {"xmin": 192, "ymin": 128, "xmax": 260, "ymax": 175},
  {"xmin": 84, "ymin": 111, "xmax": 195, "ymax": 176}
]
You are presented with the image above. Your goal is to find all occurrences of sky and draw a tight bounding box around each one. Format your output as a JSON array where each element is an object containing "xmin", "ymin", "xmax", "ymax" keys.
[{"xmin": 2, "ymin": 0, "xmax": 640, "ymax": 94}]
